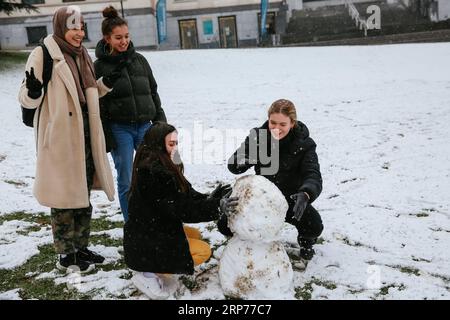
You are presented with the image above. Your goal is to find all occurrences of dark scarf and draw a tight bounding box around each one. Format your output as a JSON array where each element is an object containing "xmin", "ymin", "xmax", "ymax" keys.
[
  {"xmin": 279, "ymin": 128, "xmax": 295, "ymax": 152},
  {"xmin": 52, "ymin": 6, "xmax": 97, "ymax": 107}
]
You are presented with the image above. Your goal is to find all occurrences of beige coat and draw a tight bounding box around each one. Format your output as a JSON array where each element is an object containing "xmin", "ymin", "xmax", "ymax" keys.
[{"xmin": 18, "ymin": 35, "xmax": 115, "ymax": 209}]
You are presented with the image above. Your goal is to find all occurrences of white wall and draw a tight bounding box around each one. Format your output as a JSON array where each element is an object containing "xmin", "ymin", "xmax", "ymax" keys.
[
  {"xmin": 303, "ymin": 0, "xmax": 377, "ymax": 9},
  {"xmin": 0, "ymin": 12, "xmax": 157, "ymax": 50},
  {"xmin": 168, "ymin": 0, "xmax": 282, "ymax": 11},
  {"xmin": 0, "ymin": 0, "xmax": 153, "ymax": 18},
  {"xmin": 438, "ymin": 0, "xmax": 450, "ymax": 21},
  {"xmin": 287, "ymin": 0, "xmax": 303, "ymax": 11}
]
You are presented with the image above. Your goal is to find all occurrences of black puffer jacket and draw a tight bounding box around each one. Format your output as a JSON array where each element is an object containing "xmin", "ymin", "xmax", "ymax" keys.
[
  {"xmin": 123, "ymin": 160, "xmax": 220, "ymax": 274},
  {"xmin": 94, "ymin": 40, "xmax": 166, "ymax": 124},
  {"xmin": 228, "ymin": 121, "xmax": 322, "ymax": 218}
]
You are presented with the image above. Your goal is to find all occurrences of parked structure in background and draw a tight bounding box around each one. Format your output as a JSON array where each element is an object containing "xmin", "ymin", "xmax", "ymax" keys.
[
  {"xmin": 0, "ymin": 0, "xmax": 448, "ymax": 50},
  {"xmin": 283, "ymin": 0, "xmax": 450, "ymax": 45},
  {"xmin": 162, "ymin": 0, "xmax": 303, "ymax": 49},
  {"xmin": 0, "ymin": 0, "xmax": 158, "ymax": 50}
]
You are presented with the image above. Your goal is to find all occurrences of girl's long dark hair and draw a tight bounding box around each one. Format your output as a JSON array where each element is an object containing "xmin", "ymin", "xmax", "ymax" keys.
[{"xmin": 129, "ymin": 122, "xmax": 189, "ymax": 197}]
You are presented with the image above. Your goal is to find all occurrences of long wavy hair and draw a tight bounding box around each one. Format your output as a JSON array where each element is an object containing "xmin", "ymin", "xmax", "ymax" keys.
[{"xmin": 129, "ymin": 122, "xmax": 189, "ymax": 197}]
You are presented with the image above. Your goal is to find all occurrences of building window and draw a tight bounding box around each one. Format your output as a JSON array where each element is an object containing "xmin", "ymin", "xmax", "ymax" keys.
[
  {"xmin": 257, "ymin": 12, "xmax": 276, "ymax": 36},
  {"xmin": 203, "ymin": 20, "xmax": 213, "ymax": 35},
  {"xmin": 22, "ymin": 0, "xmax": 45, "ymax": 4},
  {"xmin": 26, "ymin": 26, "xmax": 47, "ymax": 45}
]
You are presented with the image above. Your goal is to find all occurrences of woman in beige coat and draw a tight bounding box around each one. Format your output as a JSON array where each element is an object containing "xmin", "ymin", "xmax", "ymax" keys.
[{"xmin": 18, "ymin": 6, "xmax": 118, "ymax": 273}]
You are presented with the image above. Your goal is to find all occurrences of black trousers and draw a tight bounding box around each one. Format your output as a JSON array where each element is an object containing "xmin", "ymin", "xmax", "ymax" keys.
[{"xmin": 217, "ymin": 204, "xmax": 323, "ymax": 241}]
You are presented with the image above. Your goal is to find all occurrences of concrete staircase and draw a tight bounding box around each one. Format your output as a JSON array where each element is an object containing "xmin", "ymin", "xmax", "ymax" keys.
[{"xmin": 282, "ymin": 0, "xmax": 449, "ymax": 45}]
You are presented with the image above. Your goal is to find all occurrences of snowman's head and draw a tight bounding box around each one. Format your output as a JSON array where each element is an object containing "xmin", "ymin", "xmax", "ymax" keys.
[{"xmin": 228, "ymin": 175, "xmax": 288, "ymax": 242}]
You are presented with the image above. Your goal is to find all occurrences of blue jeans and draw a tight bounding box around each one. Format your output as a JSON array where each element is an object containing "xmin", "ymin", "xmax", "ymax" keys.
[{"xmin": 110, "ymin": 122, "xmax": 152, "ymax": 222}]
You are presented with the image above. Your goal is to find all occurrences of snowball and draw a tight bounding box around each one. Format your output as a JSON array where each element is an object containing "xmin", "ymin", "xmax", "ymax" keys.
[
  {"xmin": 219, "ymin": 237, "xmax": 294, "ymax": 299},
  {"xmin": 228, "ymin": 175, "xmax": 288, "ymax": 242}
]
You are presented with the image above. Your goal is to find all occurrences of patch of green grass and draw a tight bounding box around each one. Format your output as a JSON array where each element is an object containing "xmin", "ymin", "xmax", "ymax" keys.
[
  {"xmin": 341, "ymin": 236, "xmax": 363, "ymax": 247},
  {"xmin": 119, "ymin": 270, "xmax": 133, "ymax": 280},
  {"xmin": 89, "ymin": 234, "xmax": 123, "ymax": 248},
  {"xmin": 348, "ymin": 288, "xmax": 365, "ymax": 294},
  {"xmin": 0, "ymin": 244, "xmax": 91, "ymax": 299},
  {"xmin": 385, "ymin": 264, "xmax": 421, "ymax": 277},
  {"xmin": 98, "ymin": 258, "xmax": 127, "ymax": 273},
  {"xmin": 316, "ymin": 237, "xmax": 325, "ymax": 245},
  {"xmin": 17, "ymin": 225, "xmax": 43, "ymax": 235},
  {"xmin": 430, "ymin": 273, "xmax": 450, "ymax": 284},
  {"xmin": 295, "ymin": 277, "xmax": 337, "ymax": 300},
  {"xmin": 0, "ymin": 213, "xmax": 129, "ymax": 299},
  {"xmin": 211, "ymin": 239, "xmax": 228, "ymax": 253},
  {"xmin": 0, "ymin": 51, "xmax": 29, "ymax": 71},
  {"xmin": 0, "ymin": 229, "xmax": 127, "ymax": 299},
  {"xmin": 3, "ymin": 180, "xmax": 28, "ymax": 187},
  {"xmin": 295, "ymin": 282, "xmax": 313, "ymax": 300},
  {"xmin": 90, "ymin": 217, "xmax": 123, "ymax": 233},
  {"xmin": 409, "ymin": 208, "xmax": 436, "ymax": 218},
  {"xmin": 0, "ymin": 211, "xmax": 50, "ymax": 225},
  {"xmin": 180, "ymin": 275, "xmax": 197, "ymax": 291},
  {"xmin": 205, "ymin": 223, "xmax": 216, "ymax": 232},
  {"xmin": 378, "ymin": 283, "xmax": 406, "ymax": 296},
  {"xmin": 399, "ymin": 266, "xmax": 421, "ymax": 276},
  {"xmin": 410, "ymin": 212, "xmax": 429, "ymax": 218}
]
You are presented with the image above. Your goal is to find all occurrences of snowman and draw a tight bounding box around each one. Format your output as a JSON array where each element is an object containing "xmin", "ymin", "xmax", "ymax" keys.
[{"xmin": 218, "ymin": 175, "xmax": 294, "ymax": 299}]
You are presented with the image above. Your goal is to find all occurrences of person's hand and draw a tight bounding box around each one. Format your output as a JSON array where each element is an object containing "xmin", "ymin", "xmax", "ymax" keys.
[
  {"xmin": 290, "ymin": 192, "xmax": 310, "ymax": 221},
  {"xmin": 103, "ymin": 61, "xmax": 128, "ymax": 89},
  {"xmin": 208, "ymin": 183, "xmax": 232, "ymax": 200},
  {"xmin": 103, "ymin": 69, "xmax": 122, "ymax": 89},
  {"xmin": 219, "ymin": 191, "xmax": 239, "ymax": 216},
  {"xmin": 25, "ymin": 67, "xmax": 43, "ymax": 99}
]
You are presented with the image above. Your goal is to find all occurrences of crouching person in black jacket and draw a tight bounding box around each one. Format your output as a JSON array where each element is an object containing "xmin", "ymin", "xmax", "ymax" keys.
[
  {"xmin": 124, "ymin": 122, "xmax": 231, "ymax": 299},
  {"xmin": 220, "ymin": 99, "xmax": 323, "ymax": 263}
]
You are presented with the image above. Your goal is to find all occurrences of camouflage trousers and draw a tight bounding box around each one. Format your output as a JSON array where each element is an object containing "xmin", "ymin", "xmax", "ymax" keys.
[{"xmin": 50, "ymin": 111, "xmax": 95, "ymax": 254}]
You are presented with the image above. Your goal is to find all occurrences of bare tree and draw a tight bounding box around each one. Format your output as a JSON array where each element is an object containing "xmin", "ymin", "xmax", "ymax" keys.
[{"xmin": 0, "ymin": 0, "xmax": 39, "ymax": 16}]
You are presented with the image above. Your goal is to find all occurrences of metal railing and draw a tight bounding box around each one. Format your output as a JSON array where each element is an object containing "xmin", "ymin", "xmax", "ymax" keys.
[{"xmin": 344, "ymin": 0, "xmax": 369, "ymax": 36}]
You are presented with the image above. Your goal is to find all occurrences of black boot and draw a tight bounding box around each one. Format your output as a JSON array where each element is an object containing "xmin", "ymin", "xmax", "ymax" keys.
[
  {"xmin": 57, "ymin": 253, "xmax": 95, "ymax": 273},
  {"xmin": 77, "ymin": 247, "xmax": 105, "ymax": 264},
  {"xmin": 298, "ymin": 237, "xmax": 316, "ymax": 261}
]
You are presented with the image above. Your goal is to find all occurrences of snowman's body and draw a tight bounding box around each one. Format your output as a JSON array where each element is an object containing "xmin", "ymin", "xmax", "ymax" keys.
[{"xmin": 218, "ymin": 175, "xmax": 294, "ymax": 299}]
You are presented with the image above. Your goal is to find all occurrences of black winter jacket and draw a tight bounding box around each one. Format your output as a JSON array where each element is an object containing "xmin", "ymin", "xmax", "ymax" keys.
[
  {"xmin": 94, "ymin": 41, "xmax": 166, "ymax": 151},
  {"xmin": 123, "ymin": 160, "xmax": 220, "ymax": 274},
  {"xmin": 228, "ymin": 121, "xmax": 322, "ymax": 218}
]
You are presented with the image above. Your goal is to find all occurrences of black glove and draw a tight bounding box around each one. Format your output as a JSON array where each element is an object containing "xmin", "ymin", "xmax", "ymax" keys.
[
  {"xmin": 103, "ymin": 70, "xmax": 121, "ymax": 89},
  {"xmin": 208, "ymin": 183, "xmax": 232, "ymax": 200},
  {"xmin": 25, "ymin": 67, "xmax": 43, "ymax": 99},
  {"xmin": 103, "ymin": 64, "xmax": 124, "ymax": 89},
  {"xmin": 290, "ymin": 192, "xmax": 309, "ymax": 222},
  {"xmin": 219, "ymin": 191, "xmax": 239, "ymax": 216}
]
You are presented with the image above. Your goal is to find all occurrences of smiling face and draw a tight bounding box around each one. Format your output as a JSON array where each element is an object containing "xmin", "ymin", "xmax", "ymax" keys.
[
  {"xmin": 268, "ymin": 112, "xmax": 294, "ymax": 140},
  {"xmin": 64, "ymin": 27, "xmax": 85, "ymax": 47},
  {"xmin": 165, "ymin": 131, "xmax": 179, "ymax": 161},
  {"xmin": 105, "ymin": 24, "xmax": 130, "ymax": 54}
]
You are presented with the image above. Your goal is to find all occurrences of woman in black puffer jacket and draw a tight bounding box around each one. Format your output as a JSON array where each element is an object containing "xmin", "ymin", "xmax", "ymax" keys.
[
  {"xmin": 94, "ymin": 6, "xmax": 167, "ymax": 222},
  {"xmin": 220, "ymin": 99, "xmax": 323, "ymax": 262}
]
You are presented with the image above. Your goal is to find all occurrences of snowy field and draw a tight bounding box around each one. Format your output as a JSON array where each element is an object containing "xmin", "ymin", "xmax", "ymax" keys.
[{"xmin": 0, "ymin": 43, "xmax": 449, "ymax": 300}]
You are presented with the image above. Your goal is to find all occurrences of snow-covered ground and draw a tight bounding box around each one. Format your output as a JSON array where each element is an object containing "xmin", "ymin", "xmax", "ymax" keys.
[{"xmin": 0, "ymin": 43, "xmax": 449, "ymax": 299}]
